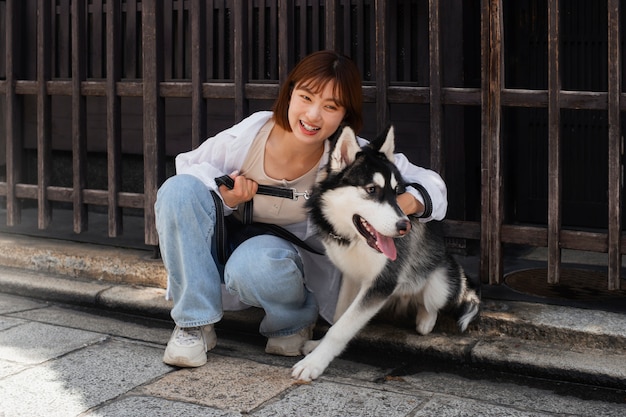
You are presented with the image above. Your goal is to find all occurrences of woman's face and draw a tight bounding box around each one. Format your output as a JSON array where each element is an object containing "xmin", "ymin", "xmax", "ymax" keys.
[{"xmin": 287, "ymin": 80, "xmax": 347, "ymax": 146}]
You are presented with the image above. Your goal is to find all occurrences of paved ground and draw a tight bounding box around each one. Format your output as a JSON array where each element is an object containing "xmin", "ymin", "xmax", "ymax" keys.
[
  {"xmin": 1, "ymin": 289, "xmax": 626, "ymax": 417},
  {"xmin": 0, "ymin": 232, "xmax": 625, "ymax": 416}
]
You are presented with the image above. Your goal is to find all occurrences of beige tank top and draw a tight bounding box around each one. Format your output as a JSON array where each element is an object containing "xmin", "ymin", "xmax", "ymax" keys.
[{"xmin": 233, "ymin": 120, "xmax": 318, "ymax": 226}]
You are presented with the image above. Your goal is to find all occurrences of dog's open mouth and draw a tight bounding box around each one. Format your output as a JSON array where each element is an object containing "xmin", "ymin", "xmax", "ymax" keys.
[{"xmin": 353, "ymin": 215, "xmax": 397, "ymax": 261}]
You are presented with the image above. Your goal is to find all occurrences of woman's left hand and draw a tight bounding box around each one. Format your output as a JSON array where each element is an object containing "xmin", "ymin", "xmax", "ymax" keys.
[{"xmin": 397, "ymin": 192, "xmax": 424, "ymax": 217}]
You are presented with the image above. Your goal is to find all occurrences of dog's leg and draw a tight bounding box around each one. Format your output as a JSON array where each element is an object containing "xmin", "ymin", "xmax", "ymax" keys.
[
  {"xmin": 416, "ymin": 305, "xmax": 438, "ymax": 335},
  {"xmin": 292, "ymin": 291, "xmax": 386, "ymax": 381},
  {"xmin": 333, "ymin": 277, "xmax": 361, "ymax": 322},
  {"xmin": 415, "ymin": 268, "xmax": 449, "ymax": 335}
]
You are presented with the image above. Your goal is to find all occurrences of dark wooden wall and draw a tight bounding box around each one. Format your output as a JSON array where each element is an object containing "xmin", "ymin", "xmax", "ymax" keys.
[{"xmin": 0, "ymin": 0, "xmax": 623, "ymax": 289}]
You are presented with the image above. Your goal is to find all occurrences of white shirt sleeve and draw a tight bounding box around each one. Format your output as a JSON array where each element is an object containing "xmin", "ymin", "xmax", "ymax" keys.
[
  {"xmin": 393, "ymin": 152, "xmax": 448, "ymax": 221},
  {"xmin": 174, "ymin": 111, "xmax": 273, "ymax": 214}
]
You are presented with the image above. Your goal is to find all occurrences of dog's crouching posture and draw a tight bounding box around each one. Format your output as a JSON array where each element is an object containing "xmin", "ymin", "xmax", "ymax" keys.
[{"xmin": 291, "ymin": 126, "xmax": 481, "ymax": 381}]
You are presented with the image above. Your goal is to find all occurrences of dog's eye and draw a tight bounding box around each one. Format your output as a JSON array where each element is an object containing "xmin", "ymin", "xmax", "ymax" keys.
[{"xmin": 365, "ymin": 185, "xmax": 377, "ymax": 195}]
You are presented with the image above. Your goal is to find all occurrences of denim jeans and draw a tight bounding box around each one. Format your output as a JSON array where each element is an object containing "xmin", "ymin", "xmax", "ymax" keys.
[{"xmin": 155, "ymin": 174, "xmax": 318, "ymax": 337}]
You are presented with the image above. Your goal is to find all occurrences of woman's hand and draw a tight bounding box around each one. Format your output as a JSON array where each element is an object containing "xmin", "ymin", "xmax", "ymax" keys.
[
  {"xmin": 397, "ymin": 192, "xmax": 424, "ymax": 217},
  {"xmin": 219, "ymin": 171, "xmax": 258, "ymax": 208}
]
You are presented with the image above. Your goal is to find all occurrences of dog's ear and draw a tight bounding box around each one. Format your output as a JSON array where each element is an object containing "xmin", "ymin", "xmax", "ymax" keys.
[
  {"xmin": 378, "ymin": 125, "xmax": 396, "ymax": 162},
  {"xmin": 329, "ymin": 126, "xmax": 361, "ymax": 172}
]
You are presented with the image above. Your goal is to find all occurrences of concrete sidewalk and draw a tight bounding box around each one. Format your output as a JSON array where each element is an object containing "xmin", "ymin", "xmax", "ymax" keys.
[{"xmin": 0, "ymin": 232, "xmax": 625, "ymax": 401}]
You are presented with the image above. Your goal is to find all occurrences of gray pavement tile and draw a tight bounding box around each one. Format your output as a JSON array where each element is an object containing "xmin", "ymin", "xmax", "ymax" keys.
[
  {"xmin": 0, "ymin": 338, "xmax": 172, "ymax": 417},
  {"xmin": 413, "ymin": 396, "xmax": 556, "ymax": 417},
  {"xmin": 252, "ymin": 380, "xmax": 427, "ymax": 417},
  {"xmin": 0, "ymin": 359, "xmax": 26, "ymax": 379},
  {"xmin": 140, "ymin": 354, "xmax": 295, "ymax": 414},
  {"xmin": 0, "ymin": 321, "xmax": 105, "ymax": 364},
  {"xmin": 0, "ymin": 292, "xmax": 48, "ymax": 314},
  {"xmin": 85, "ymin": 395, "xmax": 241, "ymax": 417},
  {"xmin": 0, "ymin": 315, "xmax": 25, "ymax": 331},
  {"xmin": 8, "ymin": 305, "xmax": 171, "ymax": 345}
]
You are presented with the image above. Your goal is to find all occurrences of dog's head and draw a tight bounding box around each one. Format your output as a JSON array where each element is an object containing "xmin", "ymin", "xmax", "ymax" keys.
[{"xmin": 309, "ymin": 125, "xmax": 411, "ymax": 261}]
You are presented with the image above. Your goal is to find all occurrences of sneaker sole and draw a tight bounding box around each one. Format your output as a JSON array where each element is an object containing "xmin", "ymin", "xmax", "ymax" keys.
[{"xmin": 162, "ymin": 351, "xmax": 208, "ymax": 368}]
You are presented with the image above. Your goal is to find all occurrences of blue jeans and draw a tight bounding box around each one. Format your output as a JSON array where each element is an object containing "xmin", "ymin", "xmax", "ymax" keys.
[{"xmin": 155, "ymin": 174, "xmax": 318, "ymax": 337}]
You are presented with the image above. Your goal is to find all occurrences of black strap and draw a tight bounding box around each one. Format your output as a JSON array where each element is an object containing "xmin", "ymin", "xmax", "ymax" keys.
[
  {"xmin": 212, "ymin": 176, "xmax": 323, "ymax": 263},
  {"xmin": 406, "ymin": 182, "xmax": 433, "ymax": 219},
  {"xmin": 215, "ymin": 175, "xmax": 311, "ymax": 225}
]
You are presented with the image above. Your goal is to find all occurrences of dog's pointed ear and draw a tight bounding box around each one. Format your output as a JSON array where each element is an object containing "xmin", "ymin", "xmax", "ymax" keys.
[
  {"xmin": 379, "ymin": 125, "xmax": 396, "ymax": 162},
  {"xmin": 329, "ymin": 126, "xmax": 361, "ymax": 172}
]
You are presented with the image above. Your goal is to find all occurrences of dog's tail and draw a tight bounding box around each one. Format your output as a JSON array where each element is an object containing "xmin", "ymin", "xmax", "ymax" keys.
[{"xmin": 455, "ymin": 273, "xmax": 481, "ymax": 332}]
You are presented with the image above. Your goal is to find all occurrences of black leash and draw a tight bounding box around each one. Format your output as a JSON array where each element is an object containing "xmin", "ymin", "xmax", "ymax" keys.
[{"xmin": 211, "ymin": 175, "xmax": 323, "ymax": 263}]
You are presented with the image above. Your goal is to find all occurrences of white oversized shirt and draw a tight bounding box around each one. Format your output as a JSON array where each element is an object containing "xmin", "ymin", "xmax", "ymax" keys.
[{"xmin": 174, "ymin": 111, "xmax": 448, "ymax": 322}]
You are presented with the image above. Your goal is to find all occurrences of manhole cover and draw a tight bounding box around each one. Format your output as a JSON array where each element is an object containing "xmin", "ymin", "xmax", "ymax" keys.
[{"xmin": 505, "ymin": 268, "xmax": 626, "ymax": 300}]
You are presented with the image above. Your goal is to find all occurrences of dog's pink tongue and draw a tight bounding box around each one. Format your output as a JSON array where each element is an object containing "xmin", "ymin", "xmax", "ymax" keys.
[{"xmin": 376, "ymin": 232, "xmax": 397, "ymax": 261}]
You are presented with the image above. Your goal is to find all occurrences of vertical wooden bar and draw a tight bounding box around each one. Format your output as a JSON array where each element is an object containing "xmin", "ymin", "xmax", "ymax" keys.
[
  {"xmin": 72, "ymin": 0, "xmax": 87, "ymax": 233},
  {"xmin": 57, "ymin": 0, "xmax": 70, "ymax": 78},
  {"xmin": 480, "ymin": 0, "xmax": 504, "ymax": 284},
  {"xmin": 191, "ymin": 0, "xmax": 206, "ymax": 149},
  {"xmin": 374, "ymin": 0, "xmax": 388, "ymax": 131},
  {"xmin": 547, "ymin": 0, "xmax": 561, "ymax": 284},
  {"xmin": 106, "ymin": 0, "xmax": 123, "ymax": 237},
  {"xmin": 206, "ymin": 0, "xmax": 215, "ymax": 79},
  {"xmin": 429, "ymin": 0, "xmax": 443, "ymax": 174},
  {"xmin": 5, "ymin": 0, "xmax": 21, "ymax": 226},
  {"xmin": 233, "ymin": 0, "xmax": 248, "ymax": 122},
  {"xmin": 278, "ymin": 0, "xmax": 291, "ymax": 84},
  {"xmin": 297, "ymin": 0, "xmax": 305, "ymax": 54},
  {"xmin": 257, "ymin": 0, "xmax": 266, "ymax": 80},
  {"xmin": 324, "ymin": 0, "xmax": 336, "ymax": 51},
  {"xmin": 124, "ymin": 0, "xmax": 138, "ymax": 79},
  {"xmin": 607, "ymin": 0, "xmax": 622, "ymax": 290},
  {"xmin": 37, "ymin": 0, "xmax": 52, "ymax": 230},
  {"xmin": 90, "ymin": 0, "xmax": 104, "ymax": 78},
  {"xmin": 142, "ymin": 0, "xmax": 165, "ymax": 246}
]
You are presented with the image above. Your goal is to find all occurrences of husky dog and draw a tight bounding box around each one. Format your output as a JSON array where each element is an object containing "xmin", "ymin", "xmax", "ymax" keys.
[{"xmin": 292, "ymin": 126, "xmax": 481, "ymax": 381}]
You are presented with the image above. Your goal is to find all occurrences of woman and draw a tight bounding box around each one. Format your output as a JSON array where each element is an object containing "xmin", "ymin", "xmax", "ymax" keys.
[{"xmin": 155, "ymin": 50, "xmax": 447, "ymax": 368}]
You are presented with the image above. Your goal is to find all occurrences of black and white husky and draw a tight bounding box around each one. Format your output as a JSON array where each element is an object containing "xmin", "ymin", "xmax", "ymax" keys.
[{"xmin": 292, "ymin": 126, "xmax": 481, "ymax": 381}]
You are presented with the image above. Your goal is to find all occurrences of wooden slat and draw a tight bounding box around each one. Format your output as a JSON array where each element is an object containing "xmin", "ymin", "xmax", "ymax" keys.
[
  {"xmin": 72, "ymin": 0, "xmax": 88, "ymax": 233},
  {"xmin": 547, "ymin": 0, "xmax": 562, "ymax": 284},
  {"xmin": 480, "ymin": 0, "xmax": 504, "ymax": 285},
  {"xmin": 13, "ymin": 184, "xmax": 144, "ymax": 209},
  {"xmin": 429, "ymin": 0, "xmax": 443, "ymax": 173},
  {"xmin": 374, "ymin": 0, "xmax": 388, "ymax": 130},
  {"xmin": 56, "ymin": 0, "xmax": 71, "ymax": 78},
  {"xmin": 190, "ymin": 0, "xmax": 206, "ymax": 149},
  {"xmin": 4, "ymin": 0, "xmax": 22, "ymax": 226},
  {"xmin": 233, "ymin": 0, "xmax": 248, "ymax": 122},
  {"xmin": 324, "ymin": 0, "xmax": 337, "ymax": 50},
  {"xmin": 142, "ymin": 0, "xmax": 165, "ymax": 246},
  {"xmin": 124, "ymin": 0, "xmax": 139, "ymax": 79},
  {"xmin": 36, "ymin": 0, "xmax": 52, "ymax": 230},
  {"xmin": 607, "ymin": 0, "xmax": 622, "ymax": 290},
  {"xmin": 106, "ymin": 0, "xmax": 123, "ymax": 237},
  {"xmin": 277, "ymin": 0, "xmax": 291, "ymax": 84},
  {"xmin": 90, "ymin": 0, "xmax": 104, "ymax": 78}
]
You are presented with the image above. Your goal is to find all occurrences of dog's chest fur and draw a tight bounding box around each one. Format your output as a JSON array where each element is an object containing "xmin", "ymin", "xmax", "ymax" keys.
[{"xmin": 323, "ymin": 236, "xmax": 389, "ymax": 283}]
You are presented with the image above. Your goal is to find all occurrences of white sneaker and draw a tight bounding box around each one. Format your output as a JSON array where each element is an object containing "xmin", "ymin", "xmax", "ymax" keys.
[
  {"xmin": 163, "ymin": 325, "xmax": 217, "ymax": 367},
  {"xmin": 265, "ymin": 325, "xmax": 314, "ymax": 357}
]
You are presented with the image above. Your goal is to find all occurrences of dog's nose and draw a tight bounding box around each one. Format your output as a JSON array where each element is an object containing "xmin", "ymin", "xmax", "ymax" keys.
[{"xmin": 397, "ymin": 219, "xmax": 411, "ymax": 235}]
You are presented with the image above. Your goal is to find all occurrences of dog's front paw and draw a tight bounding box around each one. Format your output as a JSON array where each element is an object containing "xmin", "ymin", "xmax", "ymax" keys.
[
  {"xmin": 291, "ymin": 353, "xmax": 329, "ymax": 382},
  {"xmin": 301, "ymin": 339, "xmax": 320, "ymax": 355}
]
